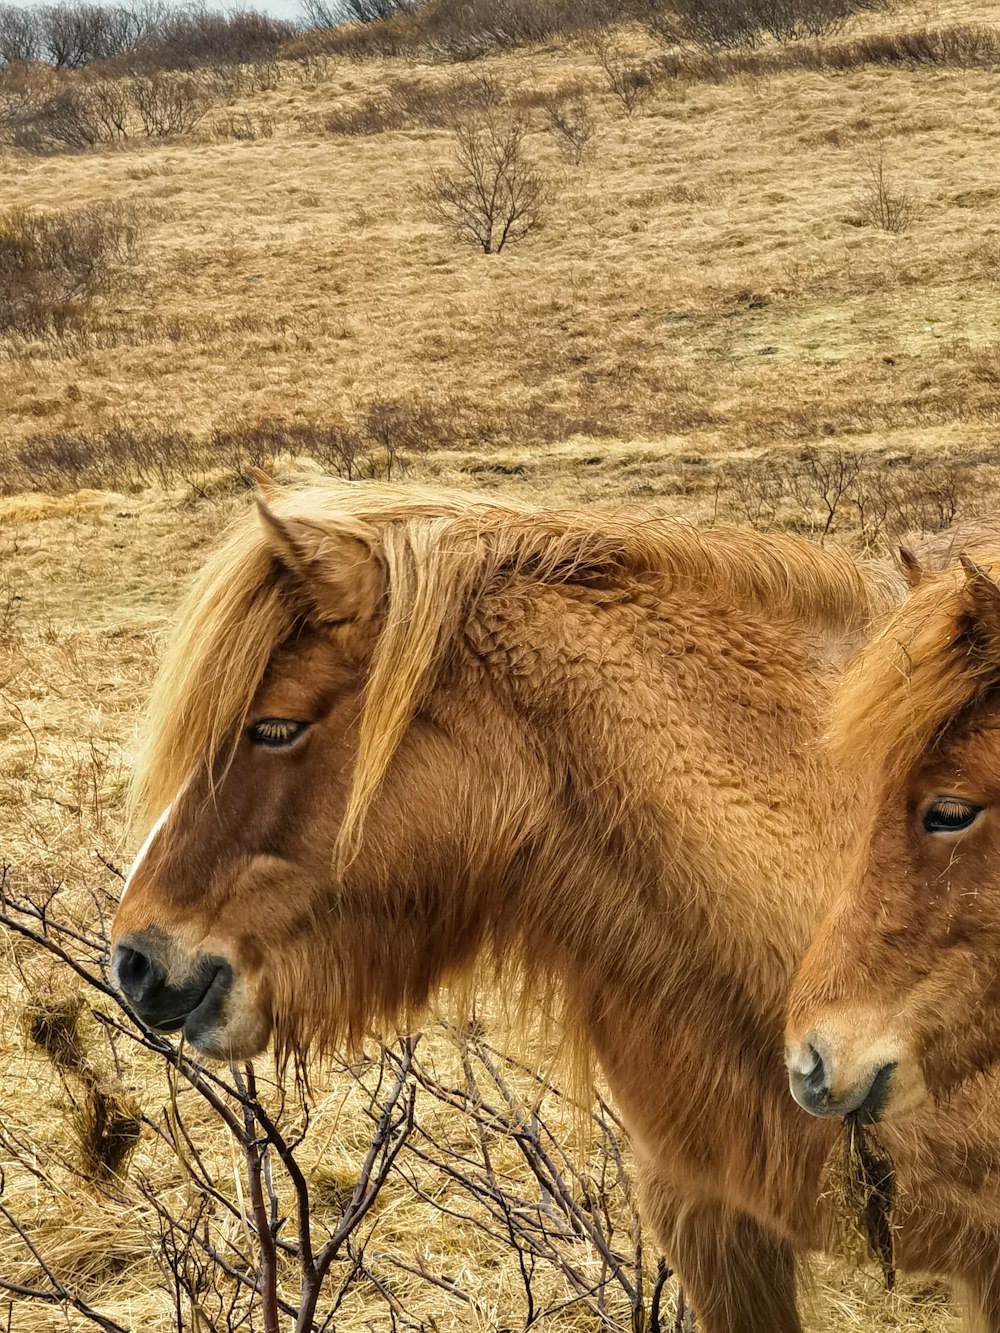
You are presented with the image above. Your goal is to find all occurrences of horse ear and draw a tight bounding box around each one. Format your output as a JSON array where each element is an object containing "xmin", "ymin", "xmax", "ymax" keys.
[
  {"xmin": 898, "ymin": 545, "xmax": 923, "ymax": 589},
  {"xmin": 257, "ymin": 499, "xmax": 383, "ymax": 623},
  {"xmin": 249, "ymin": 466, "xmax": 276, "ymax": 498},
  {"xmin": 960, "ymin": 553, "xmax": 1000, "ymax": 665}
]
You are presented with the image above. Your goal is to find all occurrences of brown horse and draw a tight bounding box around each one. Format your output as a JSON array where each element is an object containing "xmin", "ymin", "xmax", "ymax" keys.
[
  {"xmin": 113, "ymin": 481, "xmax": 1000, "ymax": 1331},
  {"xmin": 786, "ymin": 546, "xmax": 1000, "ymax": 1128}
]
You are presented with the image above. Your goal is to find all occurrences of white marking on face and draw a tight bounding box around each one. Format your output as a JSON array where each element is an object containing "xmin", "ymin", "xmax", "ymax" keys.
[{"xmin": 122, "ymin": 802, "xmax": 175, "ymax": 902}]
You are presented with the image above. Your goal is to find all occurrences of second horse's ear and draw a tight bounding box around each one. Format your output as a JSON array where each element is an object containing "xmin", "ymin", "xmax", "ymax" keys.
[
  {"xmin": 257, "ymin": 499, "xmax": 384, "ymax": 624},
  {"xmin": 960, "ymin": 553, "xmax": 1000, "ymax": 668},
  {"xmin": 898, "ymin": 546, "xmax": 923, "ymax": 590}
]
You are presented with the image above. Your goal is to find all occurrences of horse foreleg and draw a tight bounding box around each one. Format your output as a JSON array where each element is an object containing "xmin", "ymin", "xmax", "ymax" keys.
[{"xmin": 640, "ymin": 1171, "xmax": 801, "ymax": 1333}]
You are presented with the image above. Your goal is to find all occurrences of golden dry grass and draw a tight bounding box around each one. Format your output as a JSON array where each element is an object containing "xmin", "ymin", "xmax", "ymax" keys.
[{"xmin": 2, "ymin": 2, "xmax": 999, "ymax": 1327}]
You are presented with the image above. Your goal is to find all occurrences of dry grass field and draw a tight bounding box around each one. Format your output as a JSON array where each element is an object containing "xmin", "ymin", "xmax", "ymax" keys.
[{"xmin": 2, "ymin": 0, "xmax": 1000, "ymax": 1326}]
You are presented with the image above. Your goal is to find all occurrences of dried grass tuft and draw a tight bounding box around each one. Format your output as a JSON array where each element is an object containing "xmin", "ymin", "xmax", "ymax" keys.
[
  {"xmin": 823, "ymin": 1113, "xmax": 897, "ymax": 1290},
  {"xmin": 70, "ymin": 1081, "xmax": 142, "ymax": 1182},
  {"xmin": 24, "ymin": 991, "xmax": 86, "ymax": 1072}
]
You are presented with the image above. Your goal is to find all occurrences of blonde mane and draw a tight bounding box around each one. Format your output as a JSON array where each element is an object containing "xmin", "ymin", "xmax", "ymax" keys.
[
  {"xmin": 830, "ymin": 550, "xmax": 1000, "ymax": 783},
  {"xmin": 133, "ymin": 480, "xmax": 901, "ymax": 855}
]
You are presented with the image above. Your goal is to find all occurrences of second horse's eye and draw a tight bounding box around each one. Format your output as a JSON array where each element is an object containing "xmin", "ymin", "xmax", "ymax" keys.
[
  {"xmin": 247, "ymin": 719, "xmax": 309, "ymax": 749},
  {"xmin": 922, "ymin": 798, "xmax": 985, "ymax": 835}
]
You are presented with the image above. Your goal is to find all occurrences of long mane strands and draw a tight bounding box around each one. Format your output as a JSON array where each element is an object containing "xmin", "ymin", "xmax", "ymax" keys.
[
  {"xmin": 129, "ymin": 521, "xmax": 298, "ymax": 828},
  {"xmin": 830, "ymin": 559, "xmax": 1000, "ymax": 784},
  {"xmin": 133, "ymin": 482, "xmax": 899, "ymax": 841}
]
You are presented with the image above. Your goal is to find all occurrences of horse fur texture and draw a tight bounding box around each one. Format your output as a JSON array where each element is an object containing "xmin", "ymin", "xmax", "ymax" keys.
[{"xmin": 117, "ymin": 482, "xmax": 1000, "ymax": 1332}]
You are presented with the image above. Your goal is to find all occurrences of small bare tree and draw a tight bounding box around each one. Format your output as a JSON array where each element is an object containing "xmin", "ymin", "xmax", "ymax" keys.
[
  {"xmin": 591, "ymin": 34, "xmax": 653, "ymax": 118},
  {"xmin": 854, "ymin": 147, "xmax": 914, "ymax": 233},
  {"xmin": 542, "ymin": 94, "xmax": 596, "ymax": 165},
  {"xmin": 424, "ymin": 113, "xmax": 547, "ymax": 254}
]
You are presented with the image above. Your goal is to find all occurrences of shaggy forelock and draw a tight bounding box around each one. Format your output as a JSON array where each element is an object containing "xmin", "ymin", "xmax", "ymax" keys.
[
  {"xmin": 132, "ymin": 479, "xmax": 903, "ymax": 860},
  {"xmin": 830, "ymin": 552, "xmax": 1000, "ymax": 786}
]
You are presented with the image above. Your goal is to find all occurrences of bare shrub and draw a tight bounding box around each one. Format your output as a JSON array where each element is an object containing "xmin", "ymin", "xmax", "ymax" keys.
[
  {"xmin": 0, "ymin": 201, "xmax": 141, "ymax": 335},
  {"xmin": 424, "ymin": 113, "xmax": 547, "ymax": 254},
  {"xmin": 717, "ymin": 448, "xmax": 978, "ymax": 549},
  {"xmin": 542, "ymin": 93, "xmax": 596, "ymax": 165},
  {"xmin": 291, "ymin": 0, "xmax": 631, "ymax": 63},
  {"xmin": 649, "ymin": 22, "xmax": 1000, "ymax": 85},
  {"xmin": 132, "ymin": 8, "xmax": 294, "ymax": 70},
  {"xmin": 129, "ymin": 72, "xmax": 209, "ymax": 137},
  {"xmin": 0, "ymin": 872, "xmax": 675, "ymax": 1331},
  {"xmin": 591, "ymin": 32, "xmax": 653, "ymax": 118},
  {"xmin": 6, "ymin": 424, "xmax": 194, "ymax": 491},
  {"xmin": 215, "ymin": 109, "xmax": 274, "ymax": 141},
  {"xmin": 673, "ymin": 0, "xmax": 886, "ymax": 50},
  {"xmin": 0, "ymin": 401, "xmax": 449, "ymax": 493},
  {"xmin": 11, "ymin": 83, "xmax": 107, "ymax": 150},
  {"xmin": 11, "ymin": 70, "xmax": 212, "ymax": 151},
  {"xmin": 853, "ymin": 147, "xmax": 914, "ymax": 233},
  {"xmin": 0, "ymin": 4, "xmax": 43, "ymax": 63}
]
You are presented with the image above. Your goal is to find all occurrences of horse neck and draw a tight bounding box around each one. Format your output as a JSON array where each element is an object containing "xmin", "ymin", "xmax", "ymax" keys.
[{"xmin": 478, "ymin": 575, "xmax": 855, "ymax": 1040}]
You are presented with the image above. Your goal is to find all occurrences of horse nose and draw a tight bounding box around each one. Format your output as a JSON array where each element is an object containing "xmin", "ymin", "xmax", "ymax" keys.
[
  {"xmin": 787, "ymin": 1037, "xmax": 833, "ymax": 1115},
  {"xmin": 112, "ymin": 930, "xmax": 232, "ymax": 1038},
  {"xmin": 114, "ymin": 942, "xmax": 166, "ymax": 1010},
  {"xmin": 787, "ymin": 1033, "xmax": 896, "ymax": 1122}
]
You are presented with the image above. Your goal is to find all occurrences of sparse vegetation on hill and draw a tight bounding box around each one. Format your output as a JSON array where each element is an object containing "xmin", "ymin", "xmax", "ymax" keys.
[{"xmin": 1, "ymin": 0, "xmax": 999, "ymax": 1327}]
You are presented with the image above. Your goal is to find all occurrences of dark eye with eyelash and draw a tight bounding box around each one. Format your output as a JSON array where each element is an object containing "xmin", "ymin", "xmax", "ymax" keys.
[
  {"xmin": 922, "ymin": 798, "xmax": 985, "ymax": 835},
  {"xmin": 247, "ymin": 719, "xmax": 309, "ymax": 749}
]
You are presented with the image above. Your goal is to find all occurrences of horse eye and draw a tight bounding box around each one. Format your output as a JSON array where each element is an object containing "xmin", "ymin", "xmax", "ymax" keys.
[
  {"xmin": 247, "ymin": 719, "xmax": 309, "ymax": 749},
  {"xmin": 922, "ymin": 799, "xmax": 985, "ymax": 835}
]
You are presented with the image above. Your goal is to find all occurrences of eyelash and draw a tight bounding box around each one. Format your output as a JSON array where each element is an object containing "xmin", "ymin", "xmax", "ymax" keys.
[
  {"xmin": 922, "ymin": 799, "xmax": 985, "ymax": 835},
  {"xmin": 247, "ymin": 719, "xmax": 308, "ymax": 749}
]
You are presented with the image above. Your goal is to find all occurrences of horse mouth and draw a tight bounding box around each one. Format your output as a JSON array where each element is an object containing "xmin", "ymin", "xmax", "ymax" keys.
[{"xmin": 177, "ymin": 963, "xmax": 233, "ymax": 1048}]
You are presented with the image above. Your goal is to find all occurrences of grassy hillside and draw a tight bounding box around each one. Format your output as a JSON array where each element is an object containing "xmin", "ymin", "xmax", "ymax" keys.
[{"xmin": 0, "ymin": 2, "xmax": 997, "ymax": 1326}]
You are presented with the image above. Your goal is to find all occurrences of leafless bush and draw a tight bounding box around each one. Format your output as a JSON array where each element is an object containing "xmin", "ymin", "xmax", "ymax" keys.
[
  {"xmin": 853, "ymin": 147, "xmax": 914, "ymax": 233},
  {"xmin": 8, "ymin": 425, "xmax": 197, "ymax": 491},
  {"xmin": 649, "ymin": 22, "xmax": 1000, "ymax": 84},
  {"xmin": 302, "ymin": 0, "xmax": 418, "ymax": 21},
  {"xmin": 129, "ymin": 71, "xmax": 209, "ymax": 136},
  {"xmin": 424, "ymin": 113, "xmax": 547, "ymax": 254},
  {"xmin": 0, "ymin": 202, "xmax": 141, "ymax": 336},
  {"xmin": 0, "ymin": 401, "xmax": 446, "ymax": 494},
  {"xmin": 717, "ymin": 447, "xmax": 978, "ymax": 549},
  {"xmin": 0, "ymin": 869, "xmax": 677, "ymax": 1332},
  {"xmin": 542, "ymin": 93, "xmax": 596, "ymax": 165},
  {"xmin": 591, "ymin": 33, "xmax": 654, "ymax": 118},
  {"xmin": 215, "ymin": 109, "xmax": 274, "ymax": 141},
  {"xmin": 0, "ymin": 4, "xmax": 43, "ymax": 63},
  {"xmin": 10, "ymin": 70, "xmax": 212, "ymax": 151},
  {"xmin": 208, "ymin": 57, "xmax": 281, "ymax": 98},
  {"xmin": 0, "ymin": 3, "xmax": 291, "ymax": 73},
  {"xmin": 288, "ymin": 0, "xmax": 635, "ymax": 63},
  {"xmin": 673, "ymin": 0, "xmax": 885, "ymax": 50},
  {"xmin": 11, "ymin": 83, "xmax": 105, "ymax": 150},
  {"xmin": 130, "ymin": 8, "xmax": 294, "ymax": 71}
]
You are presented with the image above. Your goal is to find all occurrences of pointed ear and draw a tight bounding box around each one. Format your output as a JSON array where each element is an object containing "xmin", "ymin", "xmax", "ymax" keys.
[
  {"xmin": 257, "ymin": 499, "xmax": 383, "ymax": 623},
  {"xmin": 898, "ymin": 545, "xmax": 923, "ymax": 589},
  {"xmin": 960, "ymin": 553, "xmax": 1000, "ymax": 666},
  {"xmin": 249, "ymin": 466, "xmax": 276, "ymax": 498}
]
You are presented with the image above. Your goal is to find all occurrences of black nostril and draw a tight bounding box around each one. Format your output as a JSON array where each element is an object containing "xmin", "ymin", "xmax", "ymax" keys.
[
  {"xmin": 802, "ymin": 1041, "xmax": 829, "ymax": 1099},
  {"xmin": 113, "ymin": 943, "xmax": 166, "ymax": 1005}
]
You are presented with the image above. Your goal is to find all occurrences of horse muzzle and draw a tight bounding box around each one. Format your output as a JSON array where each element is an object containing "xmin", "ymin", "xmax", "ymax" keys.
[
  {"xmin": 112, "ymin": 926, "xmax": 270, "ymax": 1059},
  {"xmin": 786, "ymin": 1032, "xmax": 897, "ymax": 1123}
]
